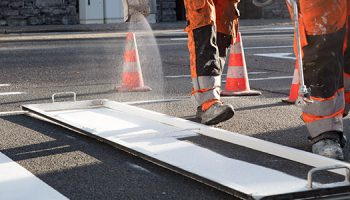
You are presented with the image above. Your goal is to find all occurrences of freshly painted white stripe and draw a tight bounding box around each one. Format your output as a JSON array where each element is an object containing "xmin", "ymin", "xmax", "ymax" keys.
[
  {"xmin": 0, "ymin": 152, "xmax": 68, "ymax": 200},
  {"xmin": 255, "ymin": 53, "xmax": 296, "ymax": 60},
  {"xmin": 0, "ymin": 84, "xmax": 10, "ymax": 87},
  {"xmin": 250, "ymin": 76, "xmax": 293, "ymax": 81},
  {"xmin": 0, "ymin": 92, "xmax": 26, "ymax": 96},
  {"xmin": 165, "ymin": 72, "xmax": 267, "ymax": 78}
]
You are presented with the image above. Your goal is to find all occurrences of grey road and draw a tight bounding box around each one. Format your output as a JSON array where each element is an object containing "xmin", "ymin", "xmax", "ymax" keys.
[{"xmin": 1, "ymin": 24, "xmax": 349, "ymax": 199}]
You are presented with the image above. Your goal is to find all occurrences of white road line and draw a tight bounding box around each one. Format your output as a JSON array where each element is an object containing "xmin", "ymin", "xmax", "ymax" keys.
[
  {"xmin": 255, "ymin": 53, "xmax": 296, "ymax": 60},
  {"xmin": 0, "ymin": 31, "xmax": 185, "ymax": 42},
  {"xmin": 262, "ymin": 27, "xmax": 293, "ymax": 30},
  {"xmin": 244, "ymin": 34, "xmax": 293, "ymax": 38},
  {"xmin": 170, "ymin": 38, "xmax": 187, "ymax": 41},
  {"xmin": 245, "ymin": 46, "xmax": 292, "ymax": 50},
  {"xmin": 0, "ymin": 92, "xmax": 26, "ymax": 96},
  {"xmin": 250, "ymin": 76, "xmax": 293, "ymax": 81},
  {"xmin": 221, "ymin": 76, "xmax": 293, "ymax": 83},
  {"xmin": 165, "ymin": 75, "xmax": 189, "ymax": 78},
  {"xmin": 0, "ymin": 152, "xmax": 68, "ymax": 200},
  {"xmin": 0, "ymin": 111, "xmax": 29, "ymax": 116},
  {"xmin": 0, "ymin": 84, "xmax": 10, "ymax": 87},
  {"xmin": 125, "ymin": 98, "xmax": 189, "ymax": 105},
  {"xmin": 248, "ymin": 72, "xmax": 268, "ymax": 75},
  {"xmin": 165, "ymin": 72, "xmax": 267, "ymax": 79}
]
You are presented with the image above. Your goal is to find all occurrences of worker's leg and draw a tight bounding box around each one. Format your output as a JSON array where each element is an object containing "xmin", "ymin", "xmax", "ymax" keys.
[
  {"xmin": 297, "ymin": 0, "xmax": 347, "ymax": 159},
  {"xmin": 344, "ymin": 3, "xmax": 350, "ymax": 116},
  {"xmin": 184, "ymin": 0, "xmax": 234, "ymax": 125},
  {"xmin": 214, "ymin": 0, "xmax": 240, "ymax": 68}
]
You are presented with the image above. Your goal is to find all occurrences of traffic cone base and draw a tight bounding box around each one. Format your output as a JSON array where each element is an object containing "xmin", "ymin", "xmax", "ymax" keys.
[
  {"xmin": 116, "ymin": 85, "xmax": 152, "ymax": 92},
  {"xmin": 221, "ymin": 90, "xmax": 262, "ymax": 96},
  {"xmin": 281, "ymin": 98, "xmax": 296, "ymax": 104}
]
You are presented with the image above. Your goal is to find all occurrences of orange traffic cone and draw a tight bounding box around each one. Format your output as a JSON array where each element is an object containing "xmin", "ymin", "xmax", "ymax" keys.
[
  {"xmin": 221, "ymin": 32, "xmax": 261, "ymax": 96},
  {"xmin": 282, "ymin": 61, "xmax": 299, "ymax": 104},
  {"xmin": 116, "ymin": 32, "xmax": 152, "ymax": 92}
]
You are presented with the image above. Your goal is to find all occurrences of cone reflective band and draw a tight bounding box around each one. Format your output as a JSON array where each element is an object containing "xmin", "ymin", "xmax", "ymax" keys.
[
  {"xmin": 116, "ymin": 32, "xmax": 152, "ymax": 92},
  {"xmin": 221, "ymin": 32, "xmax": 261, "ymax": 96},
  {"xmin": 282, "ymin": 61, "xmax": 299, "ymax": 104}
]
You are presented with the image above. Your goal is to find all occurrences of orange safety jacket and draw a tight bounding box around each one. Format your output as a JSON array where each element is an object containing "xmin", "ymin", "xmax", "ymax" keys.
[
  {"xmin": 286, "ymin": 0, "xmax": 349, "ymax": 138},
  {"xmin": 184, "ymin": 0, "xmax": 240, "ymax": 107}
]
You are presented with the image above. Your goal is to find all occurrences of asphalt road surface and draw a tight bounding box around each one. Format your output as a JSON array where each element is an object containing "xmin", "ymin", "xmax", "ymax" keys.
[{"xmin": 1, "ymin": 23, "xmax": 350, "ymax": 200}]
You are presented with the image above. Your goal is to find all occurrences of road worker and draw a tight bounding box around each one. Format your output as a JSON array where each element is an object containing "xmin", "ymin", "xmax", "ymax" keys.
[
  {"xmin": 183, "ymin": 0, "xmax": 239, "ymax": 125},
  {"xmin": 286, "ymin": 0, "xmax": 350, "ymax": 160}
]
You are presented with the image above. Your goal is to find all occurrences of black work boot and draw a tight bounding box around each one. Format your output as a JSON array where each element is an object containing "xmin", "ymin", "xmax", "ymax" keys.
[
  {"xmin": 201, "ymin": 102, "xmax": 234, "ymax": 125},
  {"xmin": 311, "ymin": 131, "xmax": 346, "ymax": 160}
]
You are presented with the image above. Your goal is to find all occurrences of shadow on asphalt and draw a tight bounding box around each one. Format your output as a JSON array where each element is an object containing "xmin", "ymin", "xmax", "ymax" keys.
[
  {"xmin": 0, "ymin": 114, "xmax": 236, "ymax": 200},
  {"xmin": 1, "ymin": 114, "xmax": 349, "ymax": 199}
]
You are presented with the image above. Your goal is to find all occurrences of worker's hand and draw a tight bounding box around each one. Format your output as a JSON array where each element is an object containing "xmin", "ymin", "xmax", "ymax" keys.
[{"xmin": 127, "ymin": 0, "xmax": 151, "ymax": 20}]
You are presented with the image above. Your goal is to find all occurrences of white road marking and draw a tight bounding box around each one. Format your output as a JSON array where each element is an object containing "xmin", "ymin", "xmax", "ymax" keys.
[
  {"xmin": 262, "ymin": 27, "xmax": 293, "ymax": 30},
  {"xmin": 245, "ymin": 46, "xmax": 292, "ymax": 50},
  {"xmin": 170, "ymin": 38, "xmax": 187, "ymax": 41},
  {"xmin": 254, "ymin": 53, "xmax": 296, "ymax": 60},
  {"xmin": 0, "ymin": 84, "xmax": 10, "ymax": 87},
  {"xmin": 0, "ymin": 152, "xmax": 68, "ymax": 200},
  {"xmin": 165, "ymin": 72, "xmax": 267, "ymax": 78},
  {"xmin": 250, "ymin": 76, "xmax": 293, "ymax": 81},
  {"xmin": 248, "ymin": 72, "xmax": 268, "ymax": 75},
  {"xmin": 0, "ymin": 30, "xmax": 186, "ymax": 42},
  {"xmin": 125, "ymin": 97, "xmax": 189, "ymax": 105},
  {"xmin": 0, "ymin": 92, "xmax": 26, "ymax": 96},
  {"xmin": 0, "ymin": 111, "xmax": 29, "ymax": 116},
  {"xmin": 222, "ymin": 76, "xmax": 293, "ymax": 83},
  {"xmin": 244, "ymin": 34, "xmax": 293, "ymax": 38}
]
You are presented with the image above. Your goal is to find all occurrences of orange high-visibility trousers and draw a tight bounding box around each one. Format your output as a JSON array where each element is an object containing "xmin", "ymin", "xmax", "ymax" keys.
[
  {"xmin": 184, "ymin": 0, "xmax": 240, "ymax": 107},
  {"xmin": 287, "ymin": 0, "xmax": 349, "ymax": 142},
  {"xmin": 344, "ymin": 2, "xmax": 350, "ymax": 116}
]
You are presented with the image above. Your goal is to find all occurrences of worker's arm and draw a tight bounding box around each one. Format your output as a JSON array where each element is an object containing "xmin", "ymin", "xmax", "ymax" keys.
[{"xmin": 123, "ymin": 0, "xmax": 151, "ymax": 22}]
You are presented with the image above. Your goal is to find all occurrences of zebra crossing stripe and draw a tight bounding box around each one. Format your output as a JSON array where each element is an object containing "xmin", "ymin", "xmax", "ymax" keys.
[
  {"xmin": 0, "ymin": 92, "xmax": 26, "ymax": 96},
  {"xmin": 0, "ymin": 152, "xmax": 68, "ymax": 200}
]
